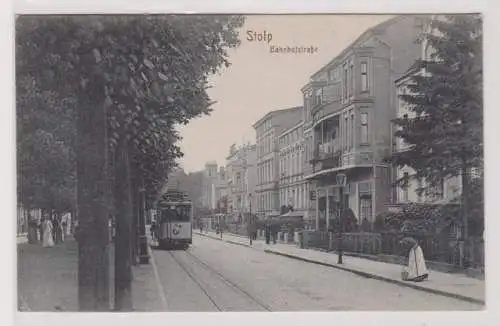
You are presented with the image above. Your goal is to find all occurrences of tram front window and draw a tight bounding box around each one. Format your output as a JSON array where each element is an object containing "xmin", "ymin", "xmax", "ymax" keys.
[{"xmin": 160, "ymin": 205, "xmax": 191, "ymax": 222}]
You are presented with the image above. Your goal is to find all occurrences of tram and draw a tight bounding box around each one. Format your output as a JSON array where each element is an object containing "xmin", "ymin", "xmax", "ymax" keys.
[{"xmin": 156, "ymin": 190, "xmax": 193, "ymax": 250}]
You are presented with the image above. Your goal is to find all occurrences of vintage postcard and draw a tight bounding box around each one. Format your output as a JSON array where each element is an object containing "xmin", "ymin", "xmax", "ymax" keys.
[{"xmin": 15, "ymin": 11, "xmax": 485, "ymax": 320}]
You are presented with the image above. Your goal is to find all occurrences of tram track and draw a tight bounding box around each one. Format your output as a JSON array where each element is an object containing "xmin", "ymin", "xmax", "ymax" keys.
[{"xmin": 166, "ymin": 249, "xmax": 272, "ymax": 311}]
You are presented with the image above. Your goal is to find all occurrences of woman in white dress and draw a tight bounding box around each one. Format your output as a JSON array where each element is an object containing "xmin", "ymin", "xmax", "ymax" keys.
[
  {"xmin": 42, "ymin": 218, "xmax": 54, "ymax": 247},
  {"xmin": 401, "ymin": 237, "xmax": 429, "ymax": 282}
]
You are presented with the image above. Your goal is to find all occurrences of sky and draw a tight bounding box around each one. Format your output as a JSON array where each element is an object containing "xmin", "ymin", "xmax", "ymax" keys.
[{"xmin": 178, "ymin": 14, "xmax": 393, "ymax": 173}]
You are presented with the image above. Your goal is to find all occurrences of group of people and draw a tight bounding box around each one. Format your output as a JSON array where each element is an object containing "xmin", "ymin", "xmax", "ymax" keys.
[
  {"xmin": 264, "ymin": 218, "xmax": 279, "ymax": 245},
  {"xmin": 27, "ymin": 214, "xmax": 66, "ymax": 248}
]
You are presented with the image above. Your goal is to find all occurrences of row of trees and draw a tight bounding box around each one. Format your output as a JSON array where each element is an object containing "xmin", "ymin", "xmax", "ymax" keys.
[
  {"xmin": 387, "ymin": 15, "xmax": 483, "ymax": 258},
  {"xmin": 17, "ymin": 15, "xmax": 245, "ymax": 310}
]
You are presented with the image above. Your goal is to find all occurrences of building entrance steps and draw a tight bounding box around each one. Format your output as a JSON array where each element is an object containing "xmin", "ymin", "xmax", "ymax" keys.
[{"xmin": 194, "ymin": 230, "xmax": 485, "ymax": 305}]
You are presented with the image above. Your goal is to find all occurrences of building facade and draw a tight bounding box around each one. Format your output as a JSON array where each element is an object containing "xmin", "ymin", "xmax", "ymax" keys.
[
  {"xmin": 302, "ymin": 16, "xmax": 424, "ymax": 230},
  {"xmin": 278, "ymin": 120, "xmax": 311, "ymax": 216},
  {"xmin": 201, "ymin": 161, "xmax": 227, "ymax": 211},
  {"xmin": 225, "ymin": 143, "xmax": 257, "ymax": 222},
  {"xmin": 253, "ymin": 107, "xmax": 303, "ymax": 218}
]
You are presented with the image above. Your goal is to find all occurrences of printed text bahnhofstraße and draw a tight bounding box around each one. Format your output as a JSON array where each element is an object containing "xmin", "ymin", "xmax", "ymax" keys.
[{"xmin": 270, "ymin": 45, "xmax": 319, "ymax": 54}]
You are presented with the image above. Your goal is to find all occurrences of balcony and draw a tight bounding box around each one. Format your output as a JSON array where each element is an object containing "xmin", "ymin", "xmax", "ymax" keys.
[
  {"xmin": 310, "ymin": 140, "xmax": 342, "ymax": 172},
  {"xmin": 341, "ymin": 151, "xmax": 374, "ymax": 166},
  {"xmin": 309, "ymin": 149, "xmax": 376, "ymax": 176},
  {"xmin": 310, "ymin": 140, "xmax": 341, "ymax": 162}
]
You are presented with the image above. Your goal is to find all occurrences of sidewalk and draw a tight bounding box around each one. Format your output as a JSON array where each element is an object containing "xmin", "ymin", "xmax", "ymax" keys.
[
  {"xmin": 17, "ymin": 238, "xmax": 79, "ymax": 311},
  {"xmin": 195, "ymin": 230, "xmax": 485, "ymax": 305},
  {"xmin": 17, "ymin": 237, "xmax": 163, "ymax": 311}
]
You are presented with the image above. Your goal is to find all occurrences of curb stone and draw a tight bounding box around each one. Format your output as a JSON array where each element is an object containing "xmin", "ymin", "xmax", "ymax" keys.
[{"xmin": 263, "ymin": 249, "xmax": 485, "ymax": 306}]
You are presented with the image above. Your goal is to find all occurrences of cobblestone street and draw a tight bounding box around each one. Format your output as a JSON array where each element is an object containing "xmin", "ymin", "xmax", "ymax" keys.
[{"xmin": 146, "ymin": 234, "xmax": 483, "ymax": 311}]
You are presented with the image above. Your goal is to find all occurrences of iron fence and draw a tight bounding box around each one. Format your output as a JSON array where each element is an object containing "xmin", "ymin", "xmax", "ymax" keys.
[{"xmin": 300, "ymin": 230, "xmax": 484, "ymax": 268}]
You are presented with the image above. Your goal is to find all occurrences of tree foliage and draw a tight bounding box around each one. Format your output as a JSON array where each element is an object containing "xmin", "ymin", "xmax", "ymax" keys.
[
  {"xmin": 16, "ymin": 15, "xmax": 245, "ymax": 207},
  {"xmin": 388, "ymin": 15, "xmax": 483, "ymax": 233},
  {"xmin": 17, "ymin": 76, "xmax": 77, "ymax": 213},
  {"xmin": 390, "ymin": 15, "xmax": 482, "ymax": 189}
]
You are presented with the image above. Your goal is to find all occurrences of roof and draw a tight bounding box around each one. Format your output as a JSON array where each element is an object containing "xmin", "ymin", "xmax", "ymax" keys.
[
  {"xmin": 308, "ymin": 15, "xmax": 404, "ymax": 81},
  {"xmin": 279, "ymin": 121, "xmax": 304, "ymax": 138},
  {"xmin": 395, "ymin": 62, "xmax": 421, "ymax": 85},
  {"xmin": 252, "ymin": 106, "xmax": 302, "ymax": 129}
]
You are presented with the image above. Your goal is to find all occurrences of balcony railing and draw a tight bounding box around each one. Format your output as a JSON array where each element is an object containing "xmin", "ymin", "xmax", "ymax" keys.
[
  {"xmin": 310, "ymin": 149, "xmax": 375, "ymax": 174},
  {"xmin": 311, "ymin": 140, "xmax": 341, "ymax": 161}
]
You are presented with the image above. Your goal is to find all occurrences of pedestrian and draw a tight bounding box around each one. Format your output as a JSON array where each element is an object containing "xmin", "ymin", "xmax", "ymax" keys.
[
  {"xmin": 150, "ymin": 220, "xmax": 157, "ymax": 242},
  {"xmin": 53, "ymin": 216, "xmax": 63, "ymax": 244},
  {"xmin": 62, "ymin": 218, "xmax": 68, "ymax": 239},
  {"xmin": 38, "ymin": 217, "xmax": 43, "ymax": 243},
  {"xmin": 247, "ymin": 216, "xmax": 256, "ymax": 245},
  {"xmin": 400, "ymin": 237, "xmax": 429, "ymax": 282},
  {"xmin": 271, "ymin": 221, "xmax": 278, "ymax": 244},
  {"xmin": 27, "ymin": 214, "xmax": 38, "ymax": 244},
  {"xmin": 41, "ymin": 217, "xmax": 54, "ymax": 248},
  {"xmin": 265, "ymin": 219, "xmax": 271, "ymax": 244}
]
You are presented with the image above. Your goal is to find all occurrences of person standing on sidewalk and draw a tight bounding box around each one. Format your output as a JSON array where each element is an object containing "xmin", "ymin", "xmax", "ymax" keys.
[
  {"xmin": 247, "ymin": 215, "xmax": 256, "ymax": 245},
  {"xmin": 27, "ymin": 214, "xmax": 38, "ymax": 244},
  {"xmin": 41, "ymin": 217, "xmax": 54, "ymax": 247},
  {"xmin": 400, "ymin": 237, "xmax": 429, "ymax": 282},
  {"xmin": 271, "ymin": 220, "xmax": 278, "ymax": 244},
  {"xmin": 219, "ymin": 219, "xmax": 224, "ymax": 240},
  {"xmin": 38, "ymin": 218, "xmax": 43, "ymax": 243},
  {"xmin": 265, "ymin": 218, "xmax": 271, "ymax": 244},
  {"xmin": 53, "ymin": 216, "xmax": 62, "ymax": 244},
  {"xmin": 150, "ymin": 220, "xmax": 156, "ymax": 241}
]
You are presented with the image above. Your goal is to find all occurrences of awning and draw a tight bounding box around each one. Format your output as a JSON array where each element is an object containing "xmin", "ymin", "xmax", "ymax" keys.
[{"xmin": 278, "ymin": 211, "xmax": 305, "ymax": 219}]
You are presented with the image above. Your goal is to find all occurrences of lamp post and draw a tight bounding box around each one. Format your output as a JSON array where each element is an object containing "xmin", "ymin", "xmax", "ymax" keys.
[
  {"xmin": 249, "ymin": 193, "xmax": 253, "ymax": 217},
  {"xmin": 138, "ymin": 184, "xmax": 150, "ymax": 264},
  {"xmin": 336, "ymin": 173, "xmax": 347, "ymax": 265},
  {"xmin": 248, "ymin": 193, "xmax": 253, "ymax": 244}
]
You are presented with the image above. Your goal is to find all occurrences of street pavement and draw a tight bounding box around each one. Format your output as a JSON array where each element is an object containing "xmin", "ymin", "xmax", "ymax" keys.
[
  {"xmin": 196, "ymin": 230, "xmax": 485, "ymax": 305},
  {"xmin": 146, "ymin": 234, "xmax": 483, "ymax": 311},
  {"xmin": 17, "ymin": 232, "xmax": 484, "ymax": 312}
]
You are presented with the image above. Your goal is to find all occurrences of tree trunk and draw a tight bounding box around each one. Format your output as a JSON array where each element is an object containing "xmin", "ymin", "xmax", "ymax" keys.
[
  {"xmin": 113, "ymin": 141, "xmax": 133, "ymax": 311},
  {"xmin": 76, "ymin": 101, "xmax": 110, "ymax": 311},
  {"xmin": 460, "ymin": 163, "xmax": 470, "ymax": 268},
  {"xmin": 130, "ymin": 160, "xmax": 139, "ymax": 266},
  {"xmin": 137, "ymin": 176, "xmax": 149, "ymax": 264}
]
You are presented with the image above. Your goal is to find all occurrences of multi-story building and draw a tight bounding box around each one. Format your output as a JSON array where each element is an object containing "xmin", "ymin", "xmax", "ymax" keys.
[
  {"xmin": 301, "ymin": 80, "xmax": 317, "ymax": 229},
  {"xmin": 201, "ymin": 161, "xmax": 227, "ymax": 211},
  {"xmin": 253, "ymin": 106, "xmax": 303, "ymax": 218},
  {"xmin": 225, "ymin": 143, "xmax": 257, "ymax": 222},
  {"xmin": 278, "ymin": 119, "xmax": 311, "ymax": 218},
  {"xmin": 301, "ymin": 15, "xmax": 424, "ymax": 230}
]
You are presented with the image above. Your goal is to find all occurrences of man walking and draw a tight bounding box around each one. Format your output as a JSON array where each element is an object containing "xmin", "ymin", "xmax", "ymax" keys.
[
  {"xmin": 247, "ymin": 215, "xmax": 256, "ymax": 245},
  {"xmin": 271, "ymin": 221, "xmax": 278, "ymax": 244},
  {"xmin": 265, "ymin": 218, "xmax": 271, "ymax": 245}
]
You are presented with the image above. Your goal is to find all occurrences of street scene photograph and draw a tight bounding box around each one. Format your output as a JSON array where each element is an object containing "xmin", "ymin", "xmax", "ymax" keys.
[{"xmin": 15, "ymin": 13, "xmax": 484, "ymax": 313}]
